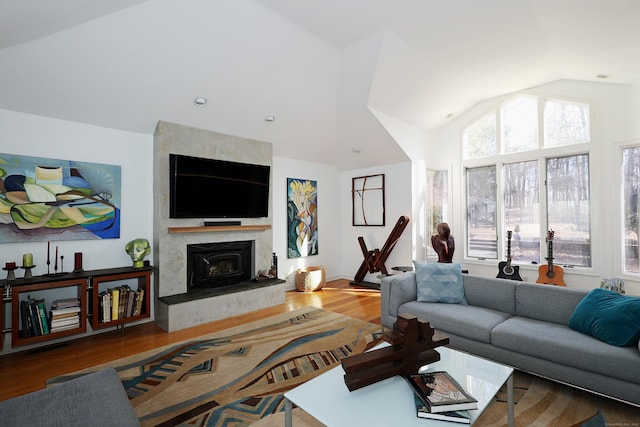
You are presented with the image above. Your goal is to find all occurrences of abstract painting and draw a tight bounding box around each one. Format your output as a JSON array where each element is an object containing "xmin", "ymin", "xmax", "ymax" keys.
[
  {"xmin": 287, "ymin": 178, "xmax": 318, "ymax": 258},
  {"xmin": 0, "ymin": 153, "xmax": 121, "ymax": 242}
]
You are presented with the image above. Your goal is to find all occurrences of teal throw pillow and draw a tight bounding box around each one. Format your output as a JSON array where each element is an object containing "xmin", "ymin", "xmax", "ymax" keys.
[
  {"xmin": 413, "ymin": 260, "xmax": 467, "ymax": 304},
  {"xmin": 569, "ymin": 288, "xmax": 640, "ymax": 347}
]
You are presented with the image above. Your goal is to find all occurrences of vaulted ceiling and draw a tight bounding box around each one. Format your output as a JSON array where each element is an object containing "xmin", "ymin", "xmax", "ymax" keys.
[{"xmin": 2, "ymin": 0, "xmax": 640, "ymax": 170}]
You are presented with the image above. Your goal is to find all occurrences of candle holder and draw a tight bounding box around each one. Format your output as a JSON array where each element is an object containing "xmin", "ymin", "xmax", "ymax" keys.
[
  {"xmin": 21, "ymin": 265, "xmax": 36, "ymax": 279},
  {"xmin": 3, "ymin": 263, "xmax": 18, "ymax": 281}
]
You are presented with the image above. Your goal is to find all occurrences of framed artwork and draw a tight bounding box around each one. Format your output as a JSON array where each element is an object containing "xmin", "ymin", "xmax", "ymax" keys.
[
  {"xmin": 0, "ymin": 153, "xmax": 121, "ymax": 242},
  {"xmin": 287, "ymin": 178, "xmax": 318, "ymax": 258},
  {"xmin": 352, "ymin": 174, "xmax": 385, "ymax": 226}
]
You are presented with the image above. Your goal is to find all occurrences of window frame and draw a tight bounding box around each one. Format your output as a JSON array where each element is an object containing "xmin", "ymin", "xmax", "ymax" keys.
[
  {"xmin": 462, "ymin": 93, "xmax": 593, "ymax": 271},
  {"xmin": 619, "ymin": 140, "xmax": 640, "ymax": 276}
]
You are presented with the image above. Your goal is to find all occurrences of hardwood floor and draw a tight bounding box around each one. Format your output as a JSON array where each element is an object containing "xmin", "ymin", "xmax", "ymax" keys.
[{"xmin": 0, "ymin": 279, "xmax": 380, "ymax": 401}]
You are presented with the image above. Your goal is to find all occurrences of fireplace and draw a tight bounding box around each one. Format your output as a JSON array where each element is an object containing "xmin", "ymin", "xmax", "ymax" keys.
[{"xmin": 187, "ymin": 240, "xmax": 254, "ymax": 289}]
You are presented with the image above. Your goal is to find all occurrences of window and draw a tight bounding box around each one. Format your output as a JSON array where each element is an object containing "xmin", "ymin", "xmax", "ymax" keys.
[
  {"xmin": 546, "ymin": 155, "xmax": 591, "ymax": 267},
  {"xmin": 503, "ymin": 161, "xmax": 539, "ymax": 262},
  {"xmin": 466, "ymin": 166, "xmax": 497, "ymax": 259},
  {"xmin": 501, "ymin": 97, "xmax": 538, "ymax": 153},
  {"xmin": 463, "ymin": 95, "xmax": 591, "ymax": 267},
  {"xmin": 544, "ymin": 99, "xmax": 590, "ymax": 147},
  {"xmin": 623, "ymin": 146, "xmax": 640, "ymax": 273},
  {"xmin": 426, "ymin": 169, "xmax": 450, "ymax": 260},
  {"xmin": 463, "ymin": 113, "xmax": 496, "ymax": 159},
  {"xmin": 464, "ymin": 96, "xmax": 590, "ymax": 156}
]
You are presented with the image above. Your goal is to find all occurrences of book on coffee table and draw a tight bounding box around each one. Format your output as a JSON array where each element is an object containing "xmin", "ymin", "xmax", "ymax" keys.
[
  {"xmin": 413, "ymin": 392, "xmax": 471, "ymax": 423},
  {"xmin": 406, "ymin": 371, "xmax": 478, "ymax": 413}
]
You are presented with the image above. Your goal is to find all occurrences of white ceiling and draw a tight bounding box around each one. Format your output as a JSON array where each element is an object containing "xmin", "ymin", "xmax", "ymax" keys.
[{"xmin": 1, "ymin": 0, "xmax": 640, "ymax": 170}]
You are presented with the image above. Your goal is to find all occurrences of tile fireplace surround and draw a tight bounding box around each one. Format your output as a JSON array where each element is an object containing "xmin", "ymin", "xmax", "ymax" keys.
[{"xmin": 152, "ymin": 121, "xmax": 285, "ymax": 332}]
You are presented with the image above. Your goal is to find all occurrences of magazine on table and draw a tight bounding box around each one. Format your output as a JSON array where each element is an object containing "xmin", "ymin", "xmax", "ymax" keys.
[
  {"xmin": 405, "ymin": 371, "xmax": 478, "ymax": 413},
  {"xmin": 413, "ymin": 392, "xmax": 471, "ymax": 423}
]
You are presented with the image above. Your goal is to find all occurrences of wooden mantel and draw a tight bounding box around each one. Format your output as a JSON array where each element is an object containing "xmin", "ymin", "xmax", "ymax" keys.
[{"xmin": 167, "ymin": 225, "xmax": 271, "ymax": 234}]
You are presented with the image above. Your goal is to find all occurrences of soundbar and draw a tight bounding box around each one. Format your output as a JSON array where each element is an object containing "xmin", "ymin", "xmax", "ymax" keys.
[{"xmin": 204, "ymin": 221, "xmax": 241, "ymax": 226}]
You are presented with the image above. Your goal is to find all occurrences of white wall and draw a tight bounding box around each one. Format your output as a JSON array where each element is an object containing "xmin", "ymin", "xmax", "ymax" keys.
[
  {"xmin": 340, "ymin": 162, "xmax": 413, "ymax": 283},
  {"xmin": 0, "ymin": 109, "xmax": 154, "ymax": 275},
  {"xmin": 272, "ymin": 156, "xmax": 343, "ymax": 289}
]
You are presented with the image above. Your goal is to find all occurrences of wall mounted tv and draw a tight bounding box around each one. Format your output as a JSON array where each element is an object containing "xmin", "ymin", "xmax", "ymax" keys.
[{"xmin": 169, "ymin": 154, "xmax": 270, "ymax": 219}]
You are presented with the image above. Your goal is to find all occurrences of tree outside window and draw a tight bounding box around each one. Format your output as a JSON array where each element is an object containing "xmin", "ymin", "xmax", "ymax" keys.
[{"xmin": 623, "ymin": 146, "xmax": 640, "ymax": 273}]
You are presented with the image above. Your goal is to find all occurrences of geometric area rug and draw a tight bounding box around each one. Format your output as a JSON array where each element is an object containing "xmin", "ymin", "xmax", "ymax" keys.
[
  {"xmin": 254, "ymin": 369, "xmax": 640, "ymax": 427},
  {"xmin": 474, "ymin": 371, "xmax": 640, "ymax": 427},
  {"xmin": 47, "ymin": 307, "xmax": 382, "ymax": 427},
  {"xmin": 253, "ymin": 362, "xmax": 640, "ymax": 427}
]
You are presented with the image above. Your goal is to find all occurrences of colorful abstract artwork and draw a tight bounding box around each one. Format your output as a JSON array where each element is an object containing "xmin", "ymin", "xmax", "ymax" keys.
[
  {"xmin": 0, "ymin": 153, "xmax": 121, "ymax": 242},
  {"xmin": 287, "ymin": 178, "xmax": 318, "ymax": 258}
]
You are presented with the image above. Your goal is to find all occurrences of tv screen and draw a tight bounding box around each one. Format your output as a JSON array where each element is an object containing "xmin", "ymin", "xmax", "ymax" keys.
[{"xmin": 169, "ymin": 154, "xmax": 270, "ymax": 219}]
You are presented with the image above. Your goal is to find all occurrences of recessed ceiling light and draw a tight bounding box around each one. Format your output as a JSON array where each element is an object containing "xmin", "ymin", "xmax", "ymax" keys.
[
  {"xmin": 265, "ymin": 115, "xmax": 276, "ymax": 122},
  {"xmin": 193, "ymin": 97, "xmax": 208, "ymax": 107},
  {"xmin": 596, "ymin": 74, "xmax": 609, "ymax": 79}
]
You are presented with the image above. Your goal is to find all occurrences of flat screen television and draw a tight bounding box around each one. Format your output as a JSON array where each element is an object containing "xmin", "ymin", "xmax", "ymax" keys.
[{"xmin": 169, "ymin": 154, "xmax": 270, "ymax": 218}]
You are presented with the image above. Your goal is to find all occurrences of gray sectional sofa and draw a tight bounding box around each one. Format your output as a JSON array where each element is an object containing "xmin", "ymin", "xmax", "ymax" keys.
[{"xmin": 381, "ymin": 272, "xmax": 640, "ymax": 406}]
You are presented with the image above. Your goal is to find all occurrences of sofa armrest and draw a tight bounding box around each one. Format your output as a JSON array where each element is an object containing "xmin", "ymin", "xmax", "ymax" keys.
[
  {"xmin": 380, "ymin": 271, "xmax": 418, "ymax": 329},
  {"xmin": 0, "ymin": 367, "xmax": 140, "ymax": 427}
]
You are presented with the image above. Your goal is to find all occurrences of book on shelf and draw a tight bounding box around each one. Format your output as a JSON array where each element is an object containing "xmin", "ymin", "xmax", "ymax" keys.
[
  {"xmin": 118, "ymin": 285, "xmax": 129, "ymax": 319},
  {"xmin": 51, "ymin": 297, "xmax": 81, "ymax": 309},
  {"xmin": 50, "ymin": 306, "xmax": 81, "ymax": 316},
  {"xmin": 51, "ymin": 316, "xmax": 80, "ymax": 327},
  {"xmin": 51, "ymin": 310, "xmax": 80, "ymax": 320},
  {"xmin": 413, "ymin": 392, "xmax": 471, "ymax": 423},
  {"xmin": 405, "ymin": 371, "xmax": 478, "ymax": 413},
  {"xmin": 133, "ymin": 289, "xmax": 144, "ymax": 316},
  {"xmin": 36, "ymin": 300, "xmax": 50, "ymax": 335},
  {"xmin": 109, "ymin": 288, "xmax": 120, "ymax": 320},
  {"xmin": 50, "ymin": 321, "xmax": 81, "ymax": 332}
]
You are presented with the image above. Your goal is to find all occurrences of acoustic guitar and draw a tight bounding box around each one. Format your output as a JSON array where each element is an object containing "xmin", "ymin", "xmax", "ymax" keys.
[
  {"xmin": 497, "ymin": 230, "xmax": 522, "ymax": 281},
  {"xmin": 536, "ymin": 230, "xmax": 566, "ymax": 286}
]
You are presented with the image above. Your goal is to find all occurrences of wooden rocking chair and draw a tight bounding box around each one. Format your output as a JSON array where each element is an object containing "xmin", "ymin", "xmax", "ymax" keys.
[{"xmin": 353, "ymin": 215, "xmax": 409, "ymax": 284}]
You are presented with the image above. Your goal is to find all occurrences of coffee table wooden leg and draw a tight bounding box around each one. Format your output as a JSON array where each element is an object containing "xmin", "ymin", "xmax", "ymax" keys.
[
  {"xmin": 285, "ymin": 398, "xmax": 293, "ymax": 427},
  {"xmin": 507, "ymin": 373, "xmax": 514, "ymax": 427}
]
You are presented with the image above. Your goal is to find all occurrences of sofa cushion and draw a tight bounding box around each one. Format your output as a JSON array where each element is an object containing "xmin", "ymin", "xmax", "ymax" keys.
[
  {"xmin": 398, "ymin": 301, "xmax": 510, "ymax": 343},
  {"xmin": 413, "ymin": 261, "xmax": 467, "ymax": 304},
  {"xmin": 462, "ymin": 275, "xmax": 518, "ymax": 315},
  {"xmin": 492, "ymin": 316, "xmax": 640, "ymax": 384},
  {"xmin": 515, "ymin": 282, "xmax": 588, "ymax": 325},
  {"xmin": 569, "ymin": 288, "xmax": 640, "ymax": 347}
]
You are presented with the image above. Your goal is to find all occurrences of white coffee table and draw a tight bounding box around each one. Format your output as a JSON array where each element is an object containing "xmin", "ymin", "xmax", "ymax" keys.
[{"xmin": 284, "ymin": 345, "xmax": 514, "ymax": 426}]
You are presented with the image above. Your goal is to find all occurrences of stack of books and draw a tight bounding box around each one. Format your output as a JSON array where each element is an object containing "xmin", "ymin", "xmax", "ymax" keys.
[
  {"xmin": 49, "ymin": 298, "xmax": 81, "ymax": 333},
  {"xmin": 405, "ymin": 371, "xmax": 477, "ymax": 424}
]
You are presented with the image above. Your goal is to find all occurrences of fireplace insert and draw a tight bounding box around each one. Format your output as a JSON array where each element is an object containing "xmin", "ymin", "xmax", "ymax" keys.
[{"xmin": 187, "ymin": 240, "xmax": 254, "ymax": 289}]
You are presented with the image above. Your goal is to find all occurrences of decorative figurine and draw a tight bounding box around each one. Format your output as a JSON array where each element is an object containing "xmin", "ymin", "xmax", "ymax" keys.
[
  {"xmin": 431, "ymin": 222, "xmax": 455, "ymax": 263},
  {"xmin": 125, "ymin": 238, "xmax": 151, "ymax": 268}
]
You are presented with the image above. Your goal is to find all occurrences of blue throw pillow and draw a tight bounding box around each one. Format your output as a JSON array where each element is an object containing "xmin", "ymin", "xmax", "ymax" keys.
[
  {"xmin": 413, "ymin": 260, "xmax": 467, "ymax": 304},
  {"xmin": 569, "ymin": 288, "xmax": 640, "ymax": 347}
]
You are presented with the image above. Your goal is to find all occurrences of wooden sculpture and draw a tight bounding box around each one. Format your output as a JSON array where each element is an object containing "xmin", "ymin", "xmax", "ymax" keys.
[
  {"xmin": 353, "ymin": 215, "xmax": 409, "ymax": 283},
  {"xmin": 341, "ymin": 314, "xmax": 449, "ymax": 391}
]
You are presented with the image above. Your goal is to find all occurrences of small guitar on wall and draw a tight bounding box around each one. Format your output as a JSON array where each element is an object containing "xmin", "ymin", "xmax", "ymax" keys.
[
  {"xmin": 497, "ymin": 230, "xmax": 522, "ymax": 281},
  {"xmin": 536, "ymin": 230, "xmax": 566, "ymax": 286}
]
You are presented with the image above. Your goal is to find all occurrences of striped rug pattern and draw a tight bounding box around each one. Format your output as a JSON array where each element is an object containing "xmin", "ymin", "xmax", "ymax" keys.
[{"xmin": 49, "ymin": 308, "xmax": 382, "ymax": 427}]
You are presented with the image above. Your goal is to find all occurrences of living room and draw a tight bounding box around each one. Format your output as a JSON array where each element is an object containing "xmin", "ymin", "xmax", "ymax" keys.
[{"xmin": 2, "ymin": 1, "xmax": 640, "ymax": 424}]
